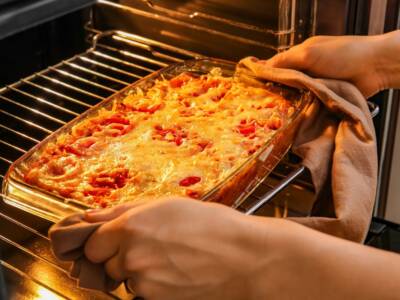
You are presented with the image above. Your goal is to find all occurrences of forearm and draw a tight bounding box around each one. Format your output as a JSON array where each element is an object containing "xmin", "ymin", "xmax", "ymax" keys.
[
  {"xmin": 240, "ymin": 217, "xmax": 400, "ymax": 299},
  {"xmin": 373, "ymin": 30, "xmax": 400, "ymax": 91}
]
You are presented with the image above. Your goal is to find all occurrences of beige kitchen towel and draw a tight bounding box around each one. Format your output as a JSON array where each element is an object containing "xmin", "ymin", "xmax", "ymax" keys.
[
  {"xmin": 237, "ymin": 57, "xmax": 378, "ymax": 243},
  {"xmin": 49, "ymin": 214, "xmax": 120, "ymax": 292}
]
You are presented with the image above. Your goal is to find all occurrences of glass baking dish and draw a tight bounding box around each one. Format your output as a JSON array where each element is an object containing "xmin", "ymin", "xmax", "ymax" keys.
[{"xmin": 2, "ymin": 58, "xmax": 313, "ymax": 222}]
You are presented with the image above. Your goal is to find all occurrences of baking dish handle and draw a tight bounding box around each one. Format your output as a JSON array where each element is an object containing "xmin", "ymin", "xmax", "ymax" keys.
[
  {"xmin": 245, "ymin": 101, "xmax": 379, "ymax": 215},
  {"xmin": 244, "ymin": 165, "xmax": 306, "ymax": 215}
]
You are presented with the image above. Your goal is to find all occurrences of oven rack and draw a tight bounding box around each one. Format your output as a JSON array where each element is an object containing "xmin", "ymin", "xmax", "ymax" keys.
[
  {"xmin": 0, "ymin": 29, "xmax": 378, "ymax": 299},
  {"xmin": 98, "ymin": 0, "xmax": 297, "ymax": 52}
]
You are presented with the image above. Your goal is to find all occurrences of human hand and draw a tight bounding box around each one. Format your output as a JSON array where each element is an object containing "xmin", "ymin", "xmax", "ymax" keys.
[
  {"xmin": 83, "ymin": 198, "xmax": 264, "ymax": 300},
  {"xmin": 82, "ymin": 196, "xmax": 400, "ymax": 300},
  {"xmin": 265, "ymin": 31, "xmax": 400, "ymax": 98}
]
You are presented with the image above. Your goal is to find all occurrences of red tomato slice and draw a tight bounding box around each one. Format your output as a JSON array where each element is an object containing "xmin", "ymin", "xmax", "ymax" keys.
[
  {"xmin": 170, "ymin": 73, "xmax": 193, "ymax": 88},
  {"xmin": 64, "ymin": 145, "xmax": 82, "ymax": 156},
  {"xmin": 175, "ymin": 136, "xmax": 183, "ymax": 146},
  {"xmin": 179, "ymin": 176, "xmax": 201, "ymax": 187},
  {"xmin": 238, "ymin": 123, "xmax": 256, "ymax": 136},
  {"xmin": 186, "ymin": 189, "xmax": 200, "ymax": 199},
  {"xmin": 197, "ymin": 140, "xmax": 212, "ymax": 152},
  {"xmin": 90, "ymin": 169, "xmax": 129, "ymax": 189},
  {"xmin": 136, "ymin": 103, "xmax": 163, "ymax": 114},
  {"xmin": 84, "ymin": 187, "xmax": 111, "ymax": 197},
  {"xmin": 101, "ymin": 115, "xmax": 130, "ymax": 126}
]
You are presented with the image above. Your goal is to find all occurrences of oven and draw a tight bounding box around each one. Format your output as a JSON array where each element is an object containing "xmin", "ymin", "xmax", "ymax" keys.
[{"xmin": 0, "ymin": 0, "xmax": 399, "ymax": 298}]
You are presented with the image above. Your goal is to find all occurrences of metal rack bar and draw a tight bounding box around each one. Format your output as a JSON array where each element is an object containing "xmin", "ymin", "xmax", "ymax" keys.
[
  {"xmin": 0, "ymin": 124, "xmax": 31, "ymax": 141},
  {"xmin": 0, "ymin": 140, "xmax": 26, "ymax": 154},
  {"xmin": 63, "ymin": 61, "xmax": 130, "ymax": 85},
  {"xmin": 111, "ymin": 35, "xmax": 184, "ymax": 63},
  {"xmin": 0, "ymin": 156, "xmax": 12, "ymax": 164},
  {"xmin": 245, "ymin": 166, "xmax": 306, "ymax": 215},
  {"xmin": 0, "ymin": 94, "xmax": 66, "ymax": 125},
  {"xmin": 152, "ymin": 51, "xmax": 183, "ymax": 63},
  {"xmin": 21, "ymin": 79, "xmax": 92, "ymax": 109},
  {"xmin": 0, "ymin": 209, "xmax": 48, "ymax": 241},
  {"xmin": 79, "ymin": 56, "xmax": 143, "ymax": 79},
  {"xmin": 7, "ymin": 85, "xmax": 80, "ymax": 115},
  {"xmin": 97, "ymin": 1, "xmax": 286, "ymax": 50},
  {"xmin": 48, "ymin": 67, "xmax": 118, "ymax": 93},
  {"xmin": 92, "ymin": 50, "xmax": 152, "ymax": 74},
  {"xmin": 100, "ymin": 29, "xmax": 201, "ymax": 59},
  {"xmin": 0, "ymin": 234, "xmax": 66, "ymax": 274},
  {"xmin": 0, "ymin": 260, "xmax": 69, "ymax": 300},
  {"xmin": 137, "ymin": 0, "xmax": 293, "ymax": 35},
  {"xmin": 0, "ymin": 109, "xmax": 52, "ymax": 134},
  {"xmin": 102, "ymin": 37, "xmax": 170, "ymax": 67},
  {"xmin": 37, "ymin": 74, "xmax": 105, "ymax": 100},
  {"xmin": 110, "ymin": 48, "xmax": 168, "ymax": 68},
  {"xmin": 92, "ymin": 47, "xmax": 156, "ymax": 72}
]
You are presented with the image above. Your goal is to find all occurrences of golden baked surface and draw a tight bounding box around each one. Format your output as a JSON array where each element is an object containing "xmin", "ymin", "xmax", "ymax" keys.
[{"xmin": 23, "ymin": 69, "xmax": 295, "ymax": 208}]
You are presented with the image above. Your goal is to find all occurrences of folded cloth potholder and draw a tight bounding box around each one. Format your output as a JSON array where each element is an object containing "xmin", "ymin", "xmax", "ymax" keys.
[
  {"xmin": 237, "ymin": 57, "xmax": 378, "ymax": 243},
  {"xmin": 49, "ymin": 214, "xmax": 120, "ymax": 292}
]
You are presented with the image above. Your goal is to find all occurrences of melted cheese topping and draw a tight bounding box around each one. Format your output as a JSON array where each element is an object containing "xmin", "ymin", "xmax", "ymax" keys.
[{"xmin": 23, "ymin": 68, "xmax": 295, "ymax": 208}]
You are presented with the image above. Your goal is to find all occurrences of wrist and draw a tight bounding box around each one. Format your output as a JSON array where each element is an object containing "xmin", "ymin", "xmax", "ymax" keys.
[
  {"xmin": 372, "ymin": 30, "xmax": 400, "ymax": 91},
  {"xmin": 236, "ymin": 217, "xmax": 301, "ymax": 300}
]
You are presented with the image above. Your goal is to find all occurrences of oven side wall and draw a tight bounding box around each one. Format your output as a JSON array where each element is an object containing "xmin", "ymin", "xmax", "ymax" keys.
[{"xmin": 385, "ymin": 100, "xmax": 400, "ymax": 223}]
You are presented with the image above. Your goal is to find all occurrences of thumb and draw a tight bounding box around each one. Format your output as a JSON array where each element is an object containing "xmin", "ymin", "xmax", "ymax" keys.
[{"xmin": 265, "ymin": 46, "xmax": 309, "ymax": 70}]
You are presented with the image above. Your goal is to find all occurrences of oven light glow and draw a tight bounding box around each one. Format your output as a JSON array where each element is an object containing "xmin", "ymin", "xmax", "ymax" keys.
[{"xmin": 34, "ymin": 286, "xmax": 64, "ymax": 300}]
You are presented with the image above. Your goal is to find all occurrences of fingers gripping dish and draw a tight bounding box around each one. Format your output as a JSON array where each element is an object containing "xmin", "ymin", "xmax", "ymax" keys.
[{"xmin": 3, "ymin": 59, "xmax": 311, "ymax": 219}]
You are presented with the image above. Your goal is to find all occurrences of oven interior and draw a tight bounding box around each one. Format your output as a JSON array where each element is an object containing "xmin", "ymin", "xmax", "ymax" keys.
[{"xmin": 0, "ymin": 0, "xmax": 391, "ymax": 299}]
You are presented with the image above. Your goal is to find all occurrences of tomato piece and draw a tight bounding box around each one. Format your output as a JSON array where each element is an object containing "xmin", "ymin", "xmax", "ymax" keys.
[
  {"xmin": 64, "ymin": 145, "xmax": 82, "ymax": 156},
  {"xmin": 119, "ymin": 124, "xmax": 135, "ymax": 136},
  {"xmin": 170, "ymin": 73, "xmax": 193, "ymax": 88},
  {"xmin": 202, "ymin": 79, "xmax": 220, "ymax": 90},
  {"xmin": 77, "ymin": 137, "xmax": 97, "ymax": 149},
  {"xmin": 90, "ymin": 168, "xmax": 129, "ymax": 189},
  {"xmin": 110, "ymin": 124, "xmax": 125, "ymax": 131},
  {"xmin": 264, "ymin": 99, "xmax": 277, "ymax": 108},
  {"xmin": 211, "ymin": 91, "xmax": 226, "ymax": 102},
  {"xmin": 186, "ymin": 189, "xmax": 200, "ymax": 199},
  {"xmin": 92, "ymin": 196, "xmax": 109, "ymax": 208},
  {"xmin": 114, "ymin": 173, "xmax": 127, "ymax": 188},
  {"xmin": 179, "ymin": 176, "xmax": 201, "ymax": 187},
  {"xmin": 183, "ymin": 100, "xmax": 191, "ymax": 107},
  {"xmin": 248, "ymin": 148, "xmax": 257, "ymax": 155},
  {"xmin": 175, "ymin": 136, "xmax": 183, "ymax": 146},
  {"xmin": 64, "ymin": 137, "xmax": 98, "ymax": 156},
  {"xmin": 154, "ymin": 125, "xmax": 186, "ymax": 146},
  {"xmin": 58, "ymin": 187, "xmax": 75, "ymax": 198},
  {"xmin": 84, "ymin": 187, "xmax": 111, "ymax": 197},
  {"xmin": 101, "ymin": 115, "xmax": 130, "ymax": 126},
  {"xmin": 197, "ymin": 140, "xmax": 212, "ymax": 152},
  {"xmin": 238, "ymin": 123, "xmax": 256, "ymax": 136},
  {"xmin": 137, "ymin": 103, "xmax": 163, "ymax": 114}
]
